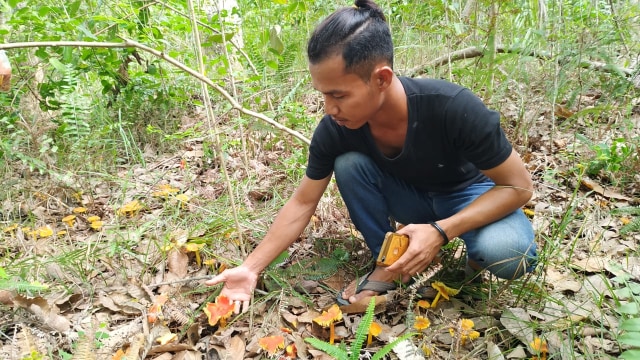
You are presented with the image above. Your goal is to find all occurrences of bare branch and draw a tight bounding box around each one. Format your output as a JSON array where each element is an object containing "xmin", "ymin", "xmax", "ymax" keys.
[{"xmin": 403, "ymin": 45, "xmax": 636, "ymax": 79}]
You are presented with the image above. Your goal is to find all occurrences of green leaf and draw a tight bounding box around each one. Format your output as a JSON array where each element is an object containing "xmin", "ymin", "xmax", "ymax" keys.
[
  {"xmin": 8, "ymin": 0, "xmax": 20, "ymax": 8},
  {"xmin": 620, "ymin": 350, "xmax": 640, "ymax": 360},
  {"xmin": 269, "ymin": 26, "xmax": 284, "ymax": 55},
  {"xmin": 305, "ymin": 338, "xmax": 348, "ymax": 359},
  {"xmin": 49, "ymin": 58, "xmax": 67, "ymax": 73},
  {"xmin": 67, "ymin": 0, "xmax": 81, "ymax": 17},
  {"xmin": 272, "ymin": 0, "xmax": 287, "ymax": 4},
  {"xmin": 621, "ymin": 318, "xmax": 640, "ymax": 332},
  {"xmin": 619, "ymin": 303, "xmax": 640, "ymax": 315},
  {"xmin": 619, "ymin": 333, "xmax": 640, "ymax": 347},
  {"xmin": 62, "ymin": 47, "xmax": 74, "ymax": 64},
  {"xmin": 210, "ymin": 32, "xmax": 236, "ymax": 44}
]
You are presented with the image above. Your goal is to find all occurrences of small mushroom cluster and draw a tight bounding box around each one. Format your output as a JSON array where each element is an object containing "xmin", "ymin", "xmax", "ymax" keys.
[
  {"xmin": 313, "ymin": 304, "xmax": 343, "ymax": 344},
  {"xmin": 449, "ymin": 318, "xmax": 480, "ymax": 345},
  {"xmin": 430, "ymin": 281, "xmax": 459, "ymax": 308}
]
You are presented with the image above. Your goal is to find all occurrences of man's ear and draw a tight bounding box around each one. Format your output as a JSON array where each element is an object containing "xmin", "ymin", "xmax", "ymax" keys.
[{"xmin": 372, "ymin": 65, "xmax": 394, "ymax": 90}]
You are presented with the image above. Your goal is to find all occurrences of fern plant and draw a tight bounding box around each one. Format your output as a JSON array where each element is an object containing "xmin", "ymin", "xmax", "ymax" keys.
[
  {"xmin": 616, "ymin": 277, "xmax": 640, "ymax": 360},
  {"xmin": 612, "ymin": 206, "xmax": 640, "ymax": 235},
  {"xmin": 305, "ymin": 298, "xmax": 415, "ymax": 360},
  {"xmin": 0, "ymin": 267, "xmax": 49, "ymax": 296}
]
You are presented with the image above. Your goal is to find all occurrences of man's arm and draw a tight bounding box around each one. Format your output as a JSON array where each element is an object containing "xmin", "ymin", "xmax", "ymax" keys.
[
  {"xmin": 437, "ymin": 148, "xmax": 533, "ymax": 240},
  {"xmin": 387, "ymin": 149, "xmax": 532, "ymax": 276},
  {"xmin": 243, "ymin": 174, "xmax": 332, "ymax": 273},
  {"xmin": 206, "ymin": 174, "xmax": 331, "ymax": 303}
]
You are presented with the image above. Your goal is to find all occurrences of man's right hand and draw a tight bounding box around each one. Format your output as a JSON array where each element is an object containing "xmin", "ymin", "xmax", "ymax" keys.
[{"xmin": 205, "ymin": 265, "xmax": 258, "ymax": 313}]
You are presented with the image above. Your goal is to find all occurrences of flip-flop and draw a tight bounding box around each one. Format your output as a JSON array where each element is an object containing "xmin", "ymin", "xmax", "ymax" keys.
[{"xmin": 336, "ymin": 271, "xmax": 398, "ymax": 305}]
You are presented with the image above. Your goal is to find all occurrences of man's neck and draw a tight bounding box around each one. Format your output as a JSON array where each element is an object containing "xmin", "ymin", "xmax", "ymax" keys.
[{"xmin": 369, "ymin": 75, "xmax": 407, "ymax": 128}]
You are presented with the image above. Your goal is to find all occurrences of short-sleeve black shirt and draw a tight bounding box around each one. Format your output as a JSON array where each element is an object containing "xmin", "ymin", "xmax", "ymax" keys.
[{"xmin": 306, "ymin": 77, "xmax": 512, "ymax": 192}]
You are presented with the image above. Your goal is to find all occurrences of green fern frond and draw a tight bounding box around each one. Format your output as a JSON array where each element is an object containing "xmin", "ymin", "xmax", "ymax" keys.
[
  {"xmin": 612, "ymin": 206, "xmax": 640, "ymax": 216},
  {"xmin": 612, "ymin": 206, "xmax": 640, "ymax": 235},
  {"xmin": 246, "ymin": 42, "xmax": 266, "ymax": 75},
  {"xmin": 275, "ymin": 45, "xmax": 297, "ymax": 80},
  {"xmin": 371, "ymin": 332, "xmax": 417, "ymax": 360},
  {"xmin": 0, "ymin": 279, "xmax": 49, "ymax": 293},
  {"xmin": 304, "ymin": 338, "xmax": 349, "ymax": 359},
  {"xmin": 620, "ymin": 218, "xmax": 640, "ymax": 235},
  {"xmin": 350, "ymin": 298, "xmax": 376, "ymax": 360}
]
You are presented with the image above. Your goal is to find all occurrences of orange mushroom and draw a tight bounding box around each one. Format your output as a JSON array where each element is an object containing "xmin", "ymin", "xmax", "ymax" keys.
[
  {"xmin": 152, "ymin": 184, "xmax": 179, "ymax": 197},
  {"xmin": 90, "ymin": 220, "xmax": 104, "ymax": 231},
  {"xmin": 530, "ymin": 337, "xmax": 548, "ymax": 360},
  {"xmin": 430, "ymin": 281, "xmax": 459, "ymax": 308},
  {"xmin": 2, "ymin": 224, "xmax": 18, "ymax": 233},
  {"xmin": 367, "ymin": 322, "xmax": 382, "ymax": 347},
  {"xmin": 449, "ymin": 318, "xmax": 480, "ymax": 345},
  {"xmin": 116, "ymin": 200, "xmax": 142, "ymax": 217},
  {"xmin": 61, "ymin": 215, "xmax": 76, "ymax": 227},
  {"xmin": 72, "ymin": 207, "xmax": 87, "ymax": 214},
  {"xmin": 183, "ymin": 242, "xmax": 205, "ymax": 266},
  {"xmin": 36, "ymin": 226, "xmax": 53, "ymax": 238},
  {"xmin": 414, "ymin": 316, "xmax": 431, "ymax": 331},
  {"xmin": 284, "ymin": 343, "xmax": 297, "ymax": 359},
  {"xmin": 147, "ymin": 294, "xmax": 169, "ymax": 324},
  {"xmin": 258, "ymin": 335, "xmax": 285, "ymax": 356},
  {"xmin": 416, "ymin": 299, "xmax": 431, "ymax": 311},
  {"xmin": 203, "ymin": 295, "xmax": 235, "ymax": 328},
  {"xmin": 86, "ymin": 215, "xmax": 101, "ymax": 223},
  {"xmin": 313, "ymin": 304, "xmax": 343, "ymax": 344}
]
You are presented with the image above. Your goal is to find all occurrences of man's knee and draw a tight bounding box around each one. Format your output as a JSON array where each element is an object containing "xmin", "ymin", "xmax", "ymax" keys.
[{"xmin": 466, "ymin": 212, "xmax": 538, "ymax": 279}]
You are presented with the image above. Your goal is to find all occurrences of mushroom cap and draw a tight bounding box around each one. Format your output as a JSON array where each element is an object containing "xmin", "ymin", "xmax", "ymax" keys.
[
  {"xmin": 414, "ymin": 316, "xmax": 431, "ymax": 330},
  {"xmin": 86, "ymin": 216, "xmax": 101, "ymax": 223},
  {"xmin": 258, "ymin": 335, "xmax": 285, "ymax": 355},
  {"xmin": 461, "ymin": 318, "xmax": 475, "ymax": 331},
  {"xmin": 530, "ymin": 337, "xmax": 549, "ymax": 353},
  {"xmin": 417, "ymin": 300, "xmax": 431, "ymax": 309},
  {"xmin": 369, "ymin": 322, "xmax": 382, "ymax": 336},
  {"xmin": 183, "ymin": 242, "xmax": 205, "ymax": 252},
  {"xmin": 431, "ymin": 281, "xmax": 460, "ymax": 300},
  {"xmin": 203, "ymin": 295, "xmax": 235, "ymax": 326},
  {"xmin": 313, "ymin": 304, "xmax": 343, "ymax": 327}
]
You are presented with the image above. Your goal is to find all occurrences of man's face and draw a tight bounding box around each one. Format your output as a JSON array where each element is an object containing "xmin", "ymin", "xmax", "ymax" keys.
[{"xmin": 309, "ymin": 56, "xmax": 381, "ymax": 130}]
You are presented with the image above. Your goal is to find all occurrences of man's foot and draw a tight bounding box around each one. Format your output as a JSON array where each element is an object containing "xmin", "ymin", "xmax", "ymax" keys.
[{"xmin": 337, "ymin": 266, "xmax": 401, "ymax": 305}]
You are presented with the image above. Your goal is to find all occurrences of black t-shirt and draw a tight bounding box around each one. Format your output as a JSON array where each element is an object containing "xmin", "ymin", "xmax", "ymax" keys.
[{"xmin": 306, "ymin": 77, "xmax": 512, "ymax": 192}]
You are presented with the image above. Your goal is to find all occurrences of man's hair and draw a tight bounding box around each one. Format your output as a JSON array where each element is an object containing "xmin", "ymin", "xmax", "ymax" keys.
[{"xmin": 307, "ymin": 0, "xmax": 393, "ymax": 81}]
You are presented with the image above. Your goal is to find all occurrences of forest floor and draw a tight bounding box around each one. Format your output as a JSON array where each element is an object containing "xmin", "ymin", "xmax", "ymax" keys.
[{"xmin": 1, "ymin": 89, "xmax": 640, "ymax": 360}]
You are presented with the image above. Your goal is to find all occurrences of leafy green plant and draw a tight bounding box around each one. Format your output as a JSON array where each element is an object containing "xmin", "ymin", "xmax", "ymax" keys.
[
  {"xmin": 576, "ymin": 134, "xmax": 635, "ymax": 178},
  {"xmin": 612, "ymin": 206, "xmax": 640, "ymax": 236},
  {"xmin": 614, "ymin": 272, "xmax": 640, "ymax": 359},
  {"xmin": 305, "ymin": 298, "xmax": 415, "ymax": 360},
  {"xmin": 0, "ymin": 266, "xmax": 49, "ymax": 296}
]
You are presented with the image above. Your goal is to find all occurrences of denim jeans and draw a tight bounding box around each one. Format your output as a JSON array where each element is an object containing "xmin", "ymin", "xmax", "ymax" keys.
[{"xmin": 333, "ymin": 152, "xmax": 537, "ymax": 279}]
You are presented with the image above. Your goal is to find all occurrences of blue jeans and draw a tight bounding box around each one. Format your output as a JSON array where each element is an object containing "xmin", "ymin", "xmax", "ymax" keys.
[{"xmin": 333, "ymin": 152, "xmax": 537, "ymax": 279}]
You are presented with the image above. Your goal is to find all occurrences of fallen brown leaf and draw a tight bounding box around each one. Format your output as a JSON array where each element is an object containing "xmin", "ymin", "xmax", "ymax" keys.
[
  {"xmin": 13, "ymin": 295, "xmax": 70, "ymax": 332},
  {"xmin": 580, "ymin": 177, "xmax": 632, "ymax": 201}
]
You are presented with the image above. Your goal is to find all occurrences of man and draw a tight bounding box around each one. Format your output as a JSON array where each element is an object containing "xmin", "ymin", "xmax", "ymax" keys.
[{"xmin": 206, "ymin": 0, "xmax": 537, "ymax": 310}]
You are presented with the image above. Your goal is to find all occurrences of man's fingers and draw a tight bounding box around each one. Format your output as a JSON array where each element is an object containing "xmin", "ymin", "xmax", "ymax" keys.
[
  {"xmin": 204, "ymin": 273, "xmax": 225, "ymax": 286},
  {"xmin": 232, "ymin": 300, "xmax": 250, "ymax": 313}
]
